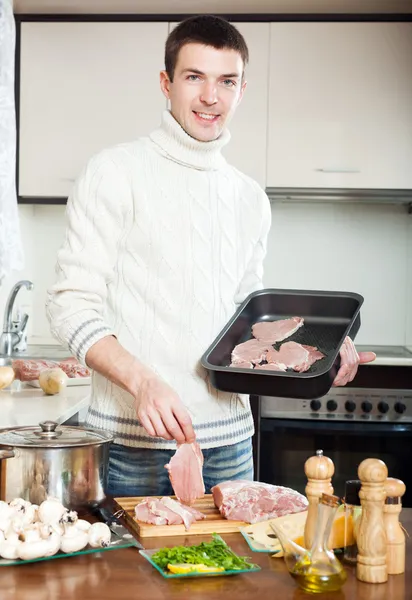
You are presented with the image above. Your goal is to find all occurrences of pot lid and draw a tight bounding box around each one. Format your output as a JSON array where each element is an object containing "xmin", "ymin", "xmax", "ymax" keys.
[{"xmin": 0, "ymin": 421, "xmax": 114, "ymax": 448}]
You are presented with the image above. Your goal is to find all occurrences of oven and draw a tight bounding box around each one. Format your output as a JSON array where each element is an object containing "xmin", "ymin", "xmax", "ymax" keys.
[{"xmin": 257, "ymin": 385, "xmax": 412, "ymax": 507}]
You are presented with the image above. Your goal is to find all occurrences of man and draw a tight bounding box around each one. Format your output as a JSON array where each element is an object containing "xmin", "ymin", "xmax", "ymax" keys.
[{"xmin": 46, "ymin": 15, "xmax": 375, "ymax": 497}]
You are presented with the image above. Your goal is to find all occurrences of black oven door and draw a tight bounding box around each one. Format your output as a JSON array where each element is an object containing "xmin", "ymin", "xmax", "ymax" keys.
[{"xmin": 259, "ymin": 418, "xmax": 412, "ymax": 507}]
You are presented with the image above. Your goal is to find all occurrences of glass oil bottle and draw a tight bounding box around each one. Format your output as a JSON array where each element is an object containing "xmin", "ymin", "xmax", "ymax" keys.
[{"xmin": 290, "ymin": 493, "xmax": 347, "ymax": 594}]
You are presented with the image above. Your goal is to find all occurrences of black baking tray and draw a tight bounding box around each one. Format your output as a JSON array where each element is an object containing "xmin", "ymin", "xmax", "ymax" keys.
[{"xmin": 201, "ymin": 288, "xmax": 364, "ymax": 399}]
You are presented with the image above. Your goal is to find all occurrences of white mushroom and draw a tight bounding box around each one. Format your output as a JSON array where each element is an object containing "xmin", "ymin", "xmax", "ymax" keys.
[
  {"xmin": 0, "ymin": 536, "xmax": 21, "ymax": 559},
  {"xmin": 60, "ymin": 527, "xmax": 89, "ymax": 554},
  {"xmin": 17, "ymin": 523, "xmax": 42, "ymax": 543},
  {"xmin": 43, "ymin": 532, "xmax": 61, "ymax": 557},
  {"xmin": 76, "ymin": 519, "xmax": 91, "ymax": 532},
  {"xmin": 18, "ymin": 537, "xmax": 53, "ymax": 561},
  {"xmin": 0, "ymin": 501, "xmax": 13, "ymax": 532},
  {"xmin": 88, "ymin": 523, "xmax": 111, "ymax": 548},
  {"xmin": 38, "ymin": 498, "xmax": 67, "ymax": 525}
]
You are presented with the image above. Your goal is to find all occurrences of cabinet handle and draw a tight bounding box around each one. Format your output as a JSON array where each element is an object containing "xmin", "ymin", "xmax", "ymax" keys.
[{"xmin": 315, "ymin": 168, "xmax": 360, "ymax": 173}]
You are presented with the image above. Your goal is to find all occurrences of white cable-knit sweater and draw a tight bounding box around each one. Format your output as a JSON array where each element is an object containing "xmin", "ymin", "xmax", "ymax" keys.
[{"xmin": 46, "ymin": 110, "xmax": 272, "ymax": 449}]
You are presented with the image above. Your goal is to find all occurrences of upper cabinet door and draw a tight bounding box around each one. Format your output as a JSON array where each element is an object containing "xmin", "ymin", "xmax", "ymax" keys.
[
  {"xmin": 169, "ymin": 21, "xmax": 270, "ymax": 188},
  {"xmin": 267, "ymin": 23, "xmax": 412, "ymax": 189},
  {"xmin": 222, "ymin": 23, "xmax": 270, "ymax": 188},
  {"xmin": 19, "ymin": 22, "xmax": 168, "ymax": 197}
]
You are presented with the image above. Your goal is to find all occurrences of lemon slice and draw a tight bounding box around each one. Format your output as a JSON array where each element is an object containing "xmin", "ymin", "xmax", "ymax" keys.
[{"xmin": 167, "ymin": 563, "xmax": 225, "ymax": 574}]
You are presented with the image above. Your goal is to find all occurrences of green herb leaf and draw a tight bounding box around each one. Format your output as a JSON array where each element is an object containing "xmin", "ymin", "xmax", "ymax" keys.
[{"xmin": 151, "ymin": 534, "xmax": 257, "ymax": 572}]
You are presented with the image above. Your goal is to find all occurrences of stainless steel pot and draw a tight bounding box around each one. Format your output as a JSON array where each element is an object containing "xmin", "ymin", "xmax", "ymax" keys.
[{"xmin": 0, "ymin": 421, "xmax": 113, "ymax": 509}]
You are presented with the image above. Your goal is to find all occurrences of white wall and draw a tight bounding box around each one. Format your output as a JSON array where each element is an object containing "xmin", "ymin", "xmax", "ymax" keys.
[
  {"xmin": 1, "ymin": 202, "xmax": 411, "ymax": 348},
  {"xmin": 263, "ymin": 202, "xmax": 412, "ymax": 347},
  {"xmin": 0, "ymin": 204, "xmax": 67, "ymax": 344}
]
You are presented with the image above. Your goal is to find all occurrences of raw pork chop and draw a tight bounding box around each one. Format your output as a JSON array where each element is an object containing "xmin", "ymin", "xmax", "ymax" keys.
[
  {"xmin": 254, "ymin": 363, "xmax": 286, "ymax": 371},
  {"xmin": 252, "ymin": 317, "xmax": 304, "ymax": 344},
  {"xmin": 211, "ymin": 480, "xmax": 308, "ymax": 524},
  {"xmin": 231, "ymin": 339, "xmax": 270, "ymax": 365},
  {"xmin": 12, "ymin": 359, "xmax": 58, "ymax": 381},
  {"xmin": 267, "ymin": 342, "xmax": 324, "ymax": 373},
  {"xmin": 229, "ymin": 360, "xmax": 253, "ymax": 369},
  {"xmin": 134, "ymin": 497, "xmax": 205, "ymax": 530},
  {"xmin": 58, "ymin": 358, "xmax": 90, "ymax": 378},
  {"xmin": 165, "ymin": 442, "xmax": 205, "ymax": 505}
]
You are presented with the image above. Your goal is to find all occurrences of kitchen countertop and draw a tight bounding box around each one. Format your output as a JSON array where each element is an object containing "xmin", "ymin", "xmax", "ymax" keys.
[
  {"xmin": 0, "ymin": 383, "xmax": 90, "ymax": 428},
  {"xmin": 2, "ymin": 507, "xmax": 411, "ymax": 600}
]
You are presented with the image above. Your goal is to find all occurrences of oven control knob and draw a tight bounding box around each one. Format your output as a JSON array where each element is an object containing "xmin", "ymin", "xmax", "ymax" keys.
[
  {"xmin": 345, "ymin": 400, "xmax": 356, "ymax": 413},
  {"xmin": 326, "ymin": 400, "xmax": 338, "ymax": 412},
  {"xmin": 395, "ymin": 402, "xmax": 406, "ymax": 414},
  {"xmin": 361, "ymin": 401, "xmax": 373, "ymax": 413},
  {"xmin": 378, "ymin": 401, "xmax": 389, "ymax": 414},
  {"xmin": 310, "ymin": 400, "xmax": 322, "ymax": 412}
]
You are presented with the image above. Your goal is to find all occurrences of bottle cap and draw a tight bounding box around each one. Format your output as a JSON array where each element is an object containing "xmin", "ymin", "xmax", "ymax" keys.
[{"xmin": 345, "ymin": 480, "xmax": 362, "ymax": 506}]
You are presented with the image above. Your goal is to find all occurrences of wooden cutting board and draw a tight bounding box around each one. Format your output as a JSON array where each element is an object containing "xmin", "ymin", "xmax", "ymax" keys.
[{"xmin": 114, "ymin": 494, "xmax": 247, "ymax": 538}]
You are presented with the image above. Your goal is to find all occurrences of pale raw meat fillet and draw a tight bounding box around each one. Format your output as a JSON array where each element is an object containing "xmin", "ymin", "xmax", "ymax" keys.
[
  {"xmin": 134, "ymin": 497, "xmax": 206, "ymax": 530},
  {"xmin": 229, "ymin": 360, "xmax": 253, "ymax": 369},
  {"xmin": 12, "ymin": 359, "xmax": 58, "ymax": 381},
  {"xmin": 267, "ymin": 342, "xmax": 325, "ymax": 373},
  {"xmin": 165, "ymin": 442, "xmax": 205, "ymax": 505},
  {"xmin": 252, "ymin": 317, "xmax": 304, "ymax": 344},
  {"xmin": 254, "ymin": 363, "xmax": 286, "ymax": 371},
  {"xmin": 211, "ymin": 480, "xmax": 308, "ymax": 524},
  {"xmin": 58, "ymin": 358, "xmax": 90, "ymax": 378},
  {"xmin": 267, "ymin": 342, "xmax": 310, "ymax": 373},
  {"xmin": 231, "ymin": 339, "xmax": 270, "ymax": 365},
  {"xmin": 302, "ymin": 345, "xmax": 326, "ymax": 367}
]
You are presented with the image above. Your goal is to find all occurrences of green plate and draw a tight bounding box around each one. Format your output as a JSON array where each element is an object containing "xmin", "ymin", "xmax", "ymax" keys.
[
  {"xmin": 0, "ymin": 532, "xmax": 138, "ymax": 567},
  {"xmin": 139, "ymin": 548, "xmax": 261, "ymax": 579}
]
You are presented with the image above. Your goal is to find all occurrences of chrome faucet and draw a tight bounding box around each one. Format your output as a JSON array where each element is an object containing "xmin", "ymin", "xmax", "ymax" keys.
[{"xmin": 0, "ymin": 280, "xmax": 34, "ymax": 355}]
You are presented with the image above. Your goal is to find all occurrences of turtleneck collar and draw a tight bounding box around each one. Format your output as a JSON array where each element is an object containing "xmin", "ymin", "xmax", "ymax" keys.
[{"xmin": 149, "ymin": 110, "xmax": 230, "ymax": 171}]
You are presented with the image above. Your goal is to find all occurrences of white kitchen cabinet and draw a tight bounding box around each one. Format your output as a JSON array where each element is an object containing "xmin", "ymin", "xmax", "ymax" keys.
[
  {"xmin": 169, "ymin": 22, "xmax": 270, "ymax": 187},
  {"xmin": 19, "ymin": 22, "xmax": 168, "ymax": 197},
  {"xmin": 267, "ymin": 23, "xmax": 412, "ymax": 189},
  {"xmin": 222, "ymin": 23, "xmax": 270, "ymax": 187}
]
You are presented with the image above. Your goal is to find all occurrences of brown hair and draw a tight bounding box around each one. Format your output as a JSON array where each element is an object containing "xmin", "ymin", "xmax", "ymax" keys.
[{"xmin": 165, "ymin": 15, "xmax": 249, "ymax": 81}]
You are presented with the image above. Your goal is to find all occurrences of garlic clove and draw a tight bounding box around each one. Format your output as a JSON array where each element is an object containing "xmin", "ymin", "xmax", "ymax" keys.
[
  {"xmin": 60, "ymin": 528, "xmax": 89, "ymax": 554},
  {"xmin": 88, "ymin": 523, "xmax": 111, "ymax": 548}
]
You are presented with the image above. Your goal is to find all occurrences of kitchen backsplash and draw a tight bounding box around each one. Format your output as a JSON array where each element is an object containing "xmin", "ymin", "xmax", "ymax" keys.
[{"xmin": 0, "ymin": 202, "xmax": 411, "ymax": 348}]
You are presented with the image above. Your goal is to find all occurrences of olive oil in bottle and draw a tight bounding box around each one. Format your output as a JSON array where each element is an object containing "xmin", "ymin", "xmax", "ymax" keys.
[{"xmin": 291, "ymin": 494, "xmax": 347, "ymax": 594}]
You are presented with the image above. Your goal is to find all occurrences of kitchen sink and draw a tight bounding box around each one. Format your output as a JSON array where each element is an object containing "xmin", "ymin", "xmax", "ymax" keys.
[{"xmin": 0, "ymin": 344, "xmax": 71, "ymax": 367}]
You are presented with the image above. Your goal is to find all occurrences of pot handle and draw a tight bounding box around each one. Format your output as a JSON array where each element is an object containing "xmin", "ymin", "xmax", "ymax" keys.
[{"xmin": 0, "ymin": 449, "xmax": 15, "ymax": 460}]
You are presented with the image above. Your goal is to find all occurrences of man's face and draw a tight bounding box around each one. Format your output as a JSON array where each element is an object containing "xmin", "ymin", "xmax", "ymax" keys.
[{"xmin": 160, "ymin": 43, "xmax": 247, "ymax": 142}]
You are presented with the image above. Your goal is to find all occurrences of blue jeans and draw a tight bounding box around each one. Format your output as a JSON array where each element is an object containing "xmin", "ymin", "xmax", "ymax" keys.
[{"xmin": 106, "ymin": 437, "xmax": 254, "ymax": 497}]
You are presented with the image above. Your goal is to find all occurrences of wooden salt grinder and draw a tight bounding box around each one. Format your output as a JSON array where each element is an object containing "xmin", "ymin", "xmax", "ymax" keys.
[
  {"xmin": 356, "ymin": 458, "xmax": 388, "ymax": 584},
  {"xmin": 304, "ymin": 449, "xmax": 334, "ymax": 549},
  {"xmin": 384, "ymin": 477, "xmax": 406, "ymax": 575}
]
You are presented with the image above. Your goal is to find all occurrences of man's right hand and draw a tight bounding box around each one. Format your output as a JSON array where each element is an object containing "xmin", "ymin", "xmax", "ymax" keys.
[
  {"xmin": 135, "ymin": 373, "xmax": 195, "ymax": 444},
  {"xmin": 85, "ymin": 336, "xmax": 195, "ymax": 445}
]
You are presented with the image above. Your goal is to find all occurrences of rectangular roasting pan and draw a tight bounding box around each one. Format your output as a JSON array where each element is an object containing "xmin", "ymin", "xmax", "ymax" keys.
[{"xmin": 200, "ymin": 288, "xmax": 364, "ymax": 399}]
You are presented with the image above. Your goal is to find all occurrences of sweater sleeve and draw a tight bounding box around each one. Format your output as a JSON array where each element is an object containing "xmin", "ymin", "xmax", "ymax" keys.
[
  {"xmin": 46, "ymin": 150, "xmax": 130, "ymax": 365},
  {"xmin": 234, "ymin": 188, "xmax": 272, "ymax": 306}
]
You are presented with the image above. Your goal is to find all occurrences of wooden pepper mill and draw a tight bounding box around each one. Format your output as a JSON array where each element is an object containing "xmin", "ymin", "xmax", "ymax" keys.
[
  {"xmin": 304, "ymin": 449, "xmax": 334, "ymax": 549},
  {"xmin": 356, "ymin": 458, "xmax": 388, "ymax": 584},
  {"xmin": 384, "ymin": 477, "xmax": 406, "ymax": 575}
]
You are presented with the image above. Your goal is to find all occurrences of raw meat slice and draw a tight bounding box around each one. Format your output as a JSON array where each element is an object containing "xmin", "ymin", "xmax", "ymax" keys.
[
  {"xmin": 165, "ymin": 442, "xmax": 205, "ymax": 505},
  {"xmin": 302, "ymin": 345, "xmax": 326, "ymax": 367},
  {"xmin": 229, "ymin": 360, "xmax": 253, "ymax": 369},
  {"xmin": 134, "ymin": 497, "xmax": 206, "ymax": 530},
  {"xmin": 211, "ymin": 480, "xmax": 308, "ymax": 524},
  {"xmin": 267, "ymin": 342, "xmax": 310, "ymax": 373},
  {"xmin": 12, "ymin": 359, "xmax": 59, "ymax": 381},
  {"xmin": 231, "ymin": 339, "xmax": 270, "ymax": 365},
  {"xmin": 254, "ymin": 363, "xmax": 286, "ymax": 371},
  {"xmin": 58, "ymin": 358, "xmax": 90, "ymax": 378},
  {"xmin": 267, "ymin": 342, "xmax": 325, "ymax": 373},
  {"xmin": 252, "ymin": 317, "xmax": 304, "ymax": 344}
]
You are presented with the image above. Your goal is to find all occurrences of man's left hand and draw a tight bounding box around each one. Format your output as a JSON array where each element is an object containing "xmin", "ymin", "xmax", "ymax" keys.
[{"xmin": 332, "ymin": 336, "xmax": 376, "ymax": 387}]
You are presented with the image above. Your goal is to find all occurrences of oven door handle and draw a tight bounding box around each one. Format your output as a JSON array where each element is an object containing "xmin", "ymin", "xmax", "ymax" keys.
[{"xmin": 260, "ymin": 418, "xmax": 412, "ymax": 435}]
